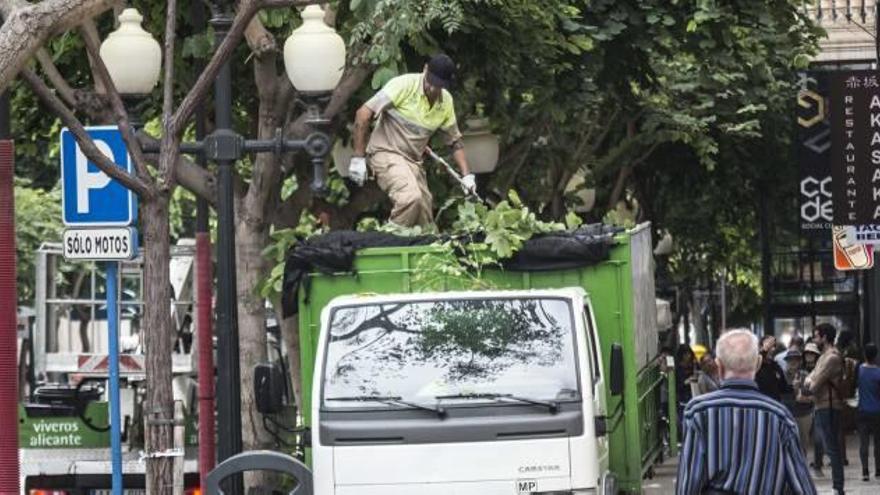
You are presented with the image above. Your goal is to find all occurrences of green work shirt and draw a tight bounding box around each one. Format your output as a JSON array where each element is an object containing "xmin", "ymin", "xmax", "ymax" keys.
[{"xmin": 365, "ymin": 73, "xmax": 462, "ymax": 163}]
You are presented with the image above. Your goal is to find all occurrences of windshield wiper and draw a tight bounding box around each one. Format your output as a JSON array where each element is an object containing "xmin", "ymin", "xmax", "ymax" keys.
[
  {"xmin": 325, "ymin": 395, "xmax": 447, "ymax": 419},
  {"xmin": 435, "ymin": 392, "xmax": 560, "ymax": 414}
]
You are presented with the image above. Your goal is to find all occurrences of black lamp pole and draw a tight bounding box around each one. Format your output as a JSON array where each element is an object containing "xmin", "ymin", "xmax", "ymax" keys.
[{"xmin": 209, "ymin": 7, "xmax": 244, "ymax": 495}]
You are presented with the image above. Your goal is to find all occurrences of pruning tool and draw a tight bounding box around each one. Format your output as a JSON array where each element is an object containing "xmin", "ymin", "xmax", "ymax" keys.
[{"xmin": 425, "ymin": 147, "xmax": 485, "ymax": 204}]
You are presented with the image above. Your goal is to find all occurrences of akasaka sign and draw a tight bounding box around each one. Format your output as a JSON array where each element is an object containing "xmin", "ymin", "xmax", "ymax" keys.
[{"xmin": 830, "ymin": 71, "xmax": 880, "ymax": 225}]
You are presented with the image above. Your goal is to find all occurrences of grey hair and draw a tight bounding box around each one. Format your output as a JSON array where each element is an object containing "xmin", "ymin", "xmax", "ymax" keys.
[{"xmin": 716, "ymin": 329, "xmax": 760, "ymax": 376}]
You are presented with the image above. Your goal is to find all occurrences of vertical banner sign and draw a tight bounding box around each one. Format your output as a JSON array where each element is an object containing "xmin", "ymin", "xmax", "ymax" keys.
[
  {"xmin": 798, "ymin": 72, "xmax": 833, "ymax": 235},
  {"xmin": 830, "ymin": 71, "xmax": 880, "ymax": 225}
]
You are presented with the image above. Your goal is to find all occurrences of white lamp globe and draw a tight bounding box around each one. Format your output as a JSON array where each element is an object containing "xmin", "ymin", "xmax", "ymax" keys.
[
  {"xmin": 461, "ymin": 117, "xmax": 500, "ymax": 174},
  {"xmin": 284, "ymin": 6, "xmax": 346, "ymax": 93},
  {"xmin": 99, "ymin": 8, "xmax": 162, "ymax": 95}
]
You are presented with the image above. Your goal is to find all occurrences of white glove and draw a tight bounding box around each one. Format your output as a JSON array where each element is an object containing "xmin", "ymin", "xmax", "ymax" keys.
[
  {"xmin": 461, "ymin": 174, "xmax": 476, "ymax": 195},
  {"xmin": 349, "ymin": 157, "xmax": 367, "ymax": 186}
]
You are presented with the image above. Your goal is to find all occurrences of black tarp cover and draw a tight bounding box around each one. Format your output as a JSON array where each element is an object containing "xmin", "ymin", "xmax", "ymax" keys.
[{"xmin": 281, "ymin": 224, "xmax": 622, "ymax": 317}]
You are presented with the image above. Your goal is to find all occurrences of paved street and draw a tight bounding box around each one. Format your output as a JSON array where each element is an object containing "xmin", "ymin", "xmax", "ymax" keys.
[{"xmin": 647, "ymin": 432, "xmax": 880, "ymax": 494}]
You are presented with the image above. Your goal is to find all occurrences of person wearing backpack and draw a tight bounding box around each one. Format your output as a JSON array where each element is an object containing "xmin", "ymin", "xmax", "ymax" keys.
[
  {"xmin": 856, "ymin": 343, "xmax": 880, "ymax": 481},
  {"xmin": 836, "ymin": 330, "xmax": 859, "ymax": 467},
  {"xmin": 806, "ymin": 323, "xmax": 845, "ymax": 495}
]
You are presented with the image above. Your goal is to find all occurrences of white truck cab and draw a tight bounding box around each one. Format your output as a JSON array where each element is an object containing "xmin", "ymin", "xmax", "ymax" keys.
[{"xmin": 310, "ymin": 289, "xmax": 613, "ymax": 495}]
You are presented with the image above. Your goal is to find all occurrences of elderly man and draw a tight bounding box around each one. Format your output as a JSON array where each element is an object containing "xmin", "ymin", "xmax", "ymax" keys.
[{"xmin": 676, "ymin": 329, "xmax": 816, "ymax": 495}]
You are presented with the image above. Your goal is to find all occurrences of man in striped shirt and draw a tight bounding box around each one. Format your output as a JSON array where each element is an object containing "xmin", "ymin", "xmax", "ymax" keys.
[{"xmin": 676, "ymin": 329, "xmax": 817, "ymax": 495}]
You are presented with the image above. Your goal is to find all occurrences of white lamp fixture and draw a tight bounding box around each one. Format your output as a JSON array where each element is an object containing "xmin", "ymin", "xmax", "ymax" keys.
[
  {"xmin": 461, "ymin": 117, "xmax": 500, "ymax": 173},
  {"xmin": 654, "ymin": 232, "xmax": 674, "ymax": 256},
  {"xmin": 564, "ymin": 169, "xmax": 596, "ymax": 213},
  {"xmin": 284, "ymin": 6, "xmax": 346, "ymax": 93},
  {"xmin": 99, "ymin": 8, "xmax": 162, "ymax": 95}
]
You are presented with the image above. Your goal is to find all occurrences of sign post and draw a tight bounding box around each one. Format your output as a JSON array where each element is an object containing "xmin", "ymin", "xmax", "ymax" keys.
[
  {"xmin": 60, "ymin": 126, "xmax": 137, "ymax": 495},
  {"xmin": 105, "ymin": 261, "xmax": 122, "ymax": 494}
]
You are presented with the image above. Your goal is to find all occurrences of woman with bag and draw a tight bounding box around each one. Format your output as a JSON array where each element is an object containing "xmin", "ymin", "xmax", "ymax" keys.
[{"xmin": 856, "ymin": 343, "xmax": 880, "ymax": 481}]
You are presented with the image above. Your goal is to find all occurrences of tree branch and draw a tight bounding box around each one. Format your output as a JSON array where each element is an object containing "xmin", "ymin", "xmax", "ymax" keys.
[
  {"xmin": 170, "ymin": 0, "xmax": 261, "ymax": 135},
  {"xmin": 160, "ymin": 0, "xmax": 180, "ymax": 187},
  {"xmin": 286, "ymin": 65, "xmax": 372, "ymax": 137},
  {"xmin": 80, "ymin": 26, "xmax": 153, "ymax": 183},
  {"xmin": 244, "ymin": 15, "xmax": 276, "ymax": 57},
  {"xmin": 0, "ymin": 0, "xmax": 117, "ymax": 94},
  {"xmin": 21, "ymin": 68, "xmax": 152, "ymax": 197},
  {"xmin": 80, "ymin": 19, "xmax": 107, "ymax": 94},
  {"xmin": 137, "ymin": 132, "xmax": 219, "ymax": 205},
  {"xmin": 35, "ymin": 48, "xmax": 76, "ymax": 107}
]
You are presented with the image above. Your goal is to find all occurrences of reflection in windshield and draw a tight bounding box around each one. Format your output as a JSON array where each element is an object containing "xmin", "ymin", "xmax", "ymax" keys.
[{"xmin": 321, "ymin": 298, "xmax": 579, "ymax": 408}]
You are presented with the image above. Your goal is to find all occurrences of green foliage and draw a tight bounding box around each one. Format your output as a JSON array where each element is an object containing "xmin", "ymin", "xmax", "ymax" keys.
[
  {"xmin": 11, "ymin": 0, "xmax": 822, "ymax": 327},
  {"xmin": 453, "ymin": 192, "xmax": 563, "ymax": 259},
  {"xmin": 14, "ymin": 181, "xmax": 63, "ymax": 305}
]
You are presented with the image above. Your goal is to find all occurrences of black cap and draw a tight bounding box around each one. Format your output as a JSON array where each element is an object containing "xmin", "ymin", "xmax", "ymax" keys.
[{"xmin": 426, "ymin": 54, "xmax": 456, "ymax": 89}]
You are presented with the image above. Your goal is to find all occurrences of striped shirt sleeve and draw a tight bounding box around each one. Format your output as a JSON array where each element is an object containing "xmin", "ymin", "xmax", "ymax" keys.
[
  {"xmin": 781, "ymin": 421, "xmax": 817, "ymax": 495},
  {"xmin": 676, "ymin": 406, "xmax": 707, "ymax": 495}
]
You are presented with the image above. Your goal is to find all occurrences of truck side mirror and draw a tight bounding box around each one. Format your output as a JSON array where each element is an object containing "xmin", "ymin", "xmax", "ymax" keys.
[
  {"xmin": 609, "ymin": 344, "xmax": 624, "ymax": 396},
  {"xmin": 254, "ymin": 363, "xmax": 285, "ymax": 415}
]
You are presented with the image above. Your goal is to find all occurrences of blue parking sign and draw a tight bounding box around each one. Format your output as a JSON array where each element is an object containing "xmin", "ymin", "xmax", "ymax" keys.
[{"xmin": 60, "ymin": 126, "xmax": 138, "ymax": 226}]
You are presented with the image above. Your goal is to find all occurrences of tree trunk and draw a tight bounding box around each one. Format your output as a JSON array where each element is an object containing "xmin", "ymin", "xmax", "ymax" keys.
[
  {"xmin": 141, "ymin": 194, "xmax": 175, "ymax": 495},
  {"xmin": 235, "ymin": 214, "xmax": 277, "ymax": 487}
]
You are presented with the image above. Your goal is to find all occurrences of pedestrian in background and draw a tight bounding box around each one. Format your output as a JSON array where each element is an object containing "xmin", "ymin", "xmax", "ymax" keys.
[
  {"xmin": 836, "ymin": 330, "xmax": 859, "ymax": 467},
  {"xmin": 675, "ymin": 344, "xmax": 696, "ymax": 441},
  {"xmin": 803, "ymin": 343, "xmax": 827, "ymax": 475},
  {"xmin": 806, "ymin": 323, "xmax": 845, "ymax": 494},
  {"xmin": 783, "ymin": 350, "xmax": 813, "ymax": 456},
  {"xmin": 696, "ymin": 353, "xmax": 720, "ymax": 395},
  {"xmin": 856, "ymin": 342, "xmax": 880, "ymax": 481},
  {"xmin": 756, "ymin": 334, "xmax": 790, "ymax": 402},
  {"xmin": 676, "ymin": 329, "xmax": 815, "ymax": 495},
  {"xmin": 778, "ymin": 335, "xmax": 805, "ymax": 375}
]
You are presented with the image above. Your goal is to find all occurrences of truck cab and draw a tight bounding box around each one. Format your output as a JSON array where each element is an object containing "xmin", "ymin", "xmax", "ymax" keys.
[
  {"xmin": 280, "ymin": 223, "xmax": 674, "ymax": 494},
  {"xmin": 310, "ymin": 289, "xmax": 615, "ymax": 495}
]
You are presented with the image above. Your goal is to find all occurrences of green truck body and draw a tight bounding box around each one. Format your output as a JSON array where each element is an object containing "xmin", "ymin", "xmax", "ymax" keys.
[{"xmin": 295, "ymin": 223, "xmax": 676, "ymax": 493}]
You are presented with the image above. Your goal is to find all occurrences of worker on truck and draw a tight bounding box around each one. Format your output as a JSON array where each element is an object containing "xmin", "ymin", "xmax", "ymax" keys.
[{"xmin": 348, "ymin": 54, "xmax": 475, "ymax": 227}]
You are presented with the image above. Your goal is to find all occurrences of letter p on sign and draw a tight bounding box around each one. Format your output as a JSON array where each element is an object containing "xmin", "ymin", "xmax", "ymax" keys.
[
  {"xmin": 75, "ymin": 139, "xmax": 114, "ymax": 213},
  {"xmin": 60, "ymin": 126, "xmax": 137, "ymax": 227}
]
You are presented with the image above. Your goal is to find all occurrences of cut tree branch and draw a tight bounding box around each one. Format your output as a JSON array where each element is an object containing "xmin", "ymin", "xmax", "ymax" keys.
[
  {"xmin": 80, "ymin": 26, "xmax": 153, "ymax": 183},
  {"xmin": 21, "ymin": 68, "xmax": 152, "ymax": 197},
  {"xmin": 244, "ymin": 15, "xmax": 277, "ymax": 57}
]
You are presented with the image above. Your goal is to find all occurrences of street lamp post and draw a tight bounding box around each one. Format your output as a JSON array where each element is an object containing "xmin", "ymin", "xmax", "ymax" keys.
[{"xmin": 101, "ymin": 4, "xmax": 345, "ymax": 493}]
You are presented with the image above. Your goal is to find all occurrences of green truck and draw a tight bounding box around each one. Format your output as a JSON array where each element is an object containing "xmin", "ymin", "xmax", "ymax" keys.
[{"xmin": 272, "ymin": 222, "xmax": 676, "ymax": 494}]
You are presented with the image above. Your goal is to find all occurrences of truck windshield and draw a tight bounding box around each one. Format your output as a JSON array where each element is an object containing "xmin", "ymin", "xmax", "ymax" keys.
[{"xmin": 321, "ymin": 297, "xmax": 580, "ymax": 409}]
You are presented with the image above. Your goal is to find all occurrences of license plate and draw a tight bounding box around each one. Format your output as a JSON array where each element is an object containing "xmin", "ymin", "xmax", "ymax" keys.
[
  {"xmin": 516, "ymin": 479, "xmax": 537, "ymax": 494},
  {"xmin": 90, "ymin": 490, "xmax": 145, "ymax": 495}
]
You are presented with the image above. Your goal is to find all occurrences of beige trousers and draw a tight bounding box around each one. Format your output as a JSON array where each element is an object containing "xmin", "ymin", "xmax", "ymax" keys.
[
  {"xmin": 795, "ymin": 413, "xmax": 812, "ymax": 455},
  {"xmin": 369, "ymin": 151, "xmax": 433, "ymax": 227}
]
